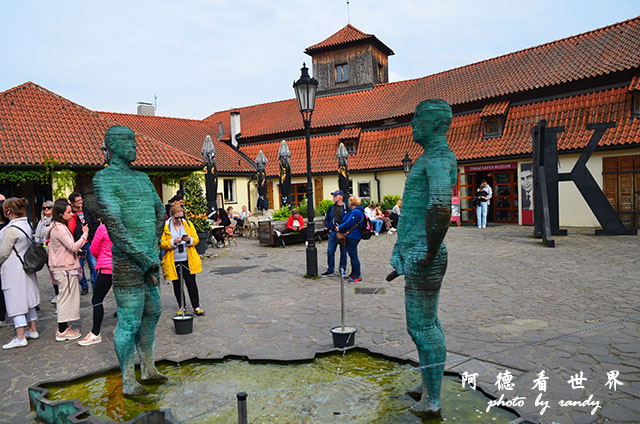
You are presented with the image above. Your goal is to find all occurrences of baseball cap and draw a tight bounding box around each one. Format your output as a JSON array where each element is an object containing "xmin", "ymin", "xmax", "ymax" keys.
[{"xmin": 331, "ymin": 190, "xmax": 344, "ymax": 197}]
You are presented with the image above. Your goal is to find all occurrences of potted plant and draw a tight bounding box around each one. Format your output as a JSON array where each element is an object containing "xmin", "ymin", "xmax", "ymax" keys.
[{"xmin": 183, "ymin": 173, "xmax": 212, "ymax": 254}]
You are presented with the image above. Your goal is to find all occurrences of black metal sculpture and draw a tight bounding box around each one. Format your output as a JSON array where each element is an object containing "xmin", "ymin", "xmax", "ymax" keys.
[
  {"xmin": 278, "ymin": 140, "xmax": 292, "ymax": 209},
  {"xmin": 532, "ymin": 120, "xmax": 636, "ymax": 243},
  {"xmin": 202, "ymin": 135, "xmax": 218, "ymax": 217},
  {"xmin": 256, "ymin": 151, "xmax": 269, "ymax": 211}
]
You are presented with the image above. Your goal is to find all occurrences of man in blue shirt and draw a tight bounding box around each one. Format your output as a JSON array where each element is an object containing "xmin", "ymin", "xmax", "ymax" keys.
[{"xmin": 321, "ymin": 190, "xmax": 348, "ymax": 276}]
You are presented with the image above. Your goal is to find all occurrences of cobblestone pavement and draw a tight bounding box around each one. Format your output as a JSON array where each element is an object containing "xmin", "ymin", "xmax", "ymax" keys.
[{"xmin": 0, "ymin": 225, "xmax": 638, "ymax": 423}]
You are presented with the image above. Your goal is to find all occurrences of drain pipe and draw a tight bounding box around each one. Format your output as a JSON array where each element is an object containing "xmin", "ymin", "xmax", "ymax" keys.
[
  {"xmin": 247, "ymin": 174, "xmax": 255, "ymax": 212},
  {"xmin": 374, "ymin": 172, "xmax": 381, "ymax": 204},
  {"xmin": 237, "ymin": 392, "xmax": 247, "ymax": 424}
]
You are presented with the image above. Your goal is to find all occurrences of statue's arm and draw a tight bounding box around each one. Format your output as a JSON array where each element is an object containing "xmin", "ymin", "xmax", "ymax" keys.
[
  {"xmin": 148, "ymin": 178, "xmax": 165, "ymax": 241},
  {"xmin": 94, "ymin": 173, "xmax": 158, "ymax": 272},
  {"xmin": 424, "ymin": 158, "xmax": 456, "ymax": 265}
]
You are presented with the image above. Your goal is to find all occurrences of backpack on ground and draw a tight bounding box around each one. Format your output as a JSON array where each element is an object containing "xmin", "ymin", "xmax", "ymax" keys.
[
  {"xmin": 360, "ymin": 215, "xmax": 375, "ymax": 240},
  {"xmin": 10, "ymin": 225, "xmax": 48, "ymax": 273}
]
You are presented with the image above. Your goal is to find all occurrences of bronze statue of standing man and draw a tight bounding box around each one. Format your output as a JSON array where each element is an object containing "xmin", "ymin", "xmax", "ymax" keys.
[
  {"xmin": 93, "ymin": 126, "xmax": 167, "ymax": 397},
  {"xmin": 389, "ymin": 99, "xmax": 457, "ymax": 416}
]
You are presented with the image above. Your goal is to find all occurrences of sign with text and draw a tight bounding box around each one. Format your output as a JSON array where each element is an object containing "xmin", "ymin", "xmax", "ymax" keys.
[{"xmin": 464, "ymin": 162, "xmax": 517, "ymax": 173}]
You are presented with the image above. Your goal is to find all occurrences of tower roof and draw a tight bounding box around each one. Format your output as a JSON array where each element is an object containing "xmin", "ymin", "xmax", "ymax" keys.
[{"xmin": 305, "ymin": 24, "xmax": 394, "ymax": 56}]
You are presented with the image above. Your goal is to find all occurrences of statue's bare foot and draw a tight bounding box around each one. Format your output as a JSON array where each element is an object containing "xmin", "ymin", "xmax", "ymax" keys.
[
  {"xmin": 408, "ymin": 398, "xmax": 441, "ymax": 418},
  {"xmin": 141, "ymin": 365, "xmax": 168, "ymax": 384},
  {"xmin": 123, "ymin": 380, "xmax": 149, "ymax": 397},
  {"xmin": 407, "ymin": 384, "xmax": 423, "ymax": 400}
]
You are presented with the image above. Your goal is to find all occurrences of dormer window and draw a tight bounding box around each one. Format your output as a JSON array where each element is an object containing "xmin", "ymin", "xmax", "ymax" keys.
[
  {"xmin": 336, "ymin": 64, "xmax": 349, "ymax": 83},
  {"xmin": 484, "ymin": 117, "xmax": 504, "ymax": 138},
  {"xmin": 629, "ymin": 76, "xmax": 640, "ymax": 118},
  {"xmin": 339, "ymin": 127, "xmax": 361, "ymax": 154},
  {"xmin": 480, "ymin": 100, "xmax": 510, "ymax": 138}
]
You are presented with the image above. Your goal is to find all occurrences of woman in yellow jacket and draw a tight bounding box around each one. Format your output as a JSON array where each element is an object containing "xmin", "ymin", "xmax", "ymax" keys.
[{"xmin": 160, "ymin": 206, "xmax": 204, "ymax": 315}]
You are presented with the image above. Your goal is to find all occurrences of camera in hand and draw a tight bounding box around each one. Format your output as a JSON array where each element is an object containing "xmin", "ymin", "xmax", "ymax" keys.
[
  {"xmin": 77, "ymin": 250, "xmax": 86, "ymax": 258},
  {"xmin": 178, "ymin": 244, "xmax": 184, "ymax": 253}
]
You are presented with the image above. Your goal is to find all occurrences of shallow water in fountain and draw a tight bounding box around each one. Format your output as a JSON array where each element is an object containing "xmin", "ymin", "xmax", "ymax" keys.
[{"xmin": 44, "ymin": 351, "xmax": 517, "ymax": 423}]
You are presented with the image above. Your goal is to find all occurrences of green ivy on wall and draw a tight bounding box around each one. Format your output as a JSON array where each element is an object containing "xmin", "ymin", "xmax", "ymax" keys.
[
  {"xmin": 52, "ymin": 169, "xmax": 77, "ymax": 199},
  {"xmin": 146, "ymin": 170, "xmax": 193, "ymax": 188}
]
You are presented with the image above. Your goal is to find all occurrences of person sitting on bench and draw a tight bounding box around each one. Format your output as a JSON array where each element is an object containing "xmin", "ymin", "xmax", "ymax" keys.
[{"xmin": 273, "ymin": 209, "xmax": 305, "ymax": 245}]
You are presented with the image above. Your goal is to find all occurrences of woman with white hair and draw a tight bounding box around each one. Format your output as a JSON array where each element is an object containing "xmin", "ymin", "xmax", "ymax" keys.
[{"xmin": 35, "ymin": 200, "xmax": 58, "ymax": 303}]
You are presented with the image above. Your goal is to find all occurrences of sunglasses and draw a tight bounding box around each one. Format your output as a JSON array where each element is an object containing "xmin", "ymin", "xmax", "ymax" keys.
[
  {"xmin": 174, "ymin": 216, "xmax": 185, "ymax": 220},
  {"xmin": 43, "ymin": 206, "xmax": 52, "ymax": 210}
]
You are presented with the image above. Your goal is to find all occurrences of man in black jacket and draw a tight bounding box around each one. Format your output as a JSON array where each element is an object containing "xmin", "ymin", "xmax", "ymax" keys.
[
  {"xmin": 69, "ymin": 192, "xmax": 99, "ymax": 295},
  {"xmin": 321, "ymin": 190, "xmax": 349, "ymax": 277}
]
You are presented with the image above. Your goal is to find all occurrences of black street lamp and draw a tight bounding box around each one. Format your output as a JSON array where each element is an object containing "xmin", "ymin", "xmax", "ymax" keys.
[
  {"xmin": 293, "ymin": 63, "xmax": 319, "ymax": 277},
  {"xmin": 402, "ymin": 152, "xmax": 413, "ymax": 176}
]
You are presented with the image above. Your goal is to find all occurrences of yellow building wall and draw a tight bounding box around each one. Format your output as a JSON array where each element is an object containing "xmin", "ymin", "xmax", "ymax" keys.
[{"xmin": 558, "ymin": 148, "xmax": 640, "ymax": 227}]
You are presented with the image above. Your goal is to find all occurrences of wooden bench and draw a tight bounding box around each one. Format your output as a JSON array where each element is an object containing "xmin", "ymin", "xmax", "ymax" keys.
[{"xmin": 258, "ymin": 217, "xmax": 327, "ymax": 247}]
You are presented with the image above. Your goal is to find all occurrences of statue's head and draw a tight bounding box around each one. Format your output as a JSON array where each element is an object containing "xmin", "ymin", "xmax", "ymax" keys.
[
  {"xmin": 411, "ymin": 99, "xmax": 452, "ymax": 147},
  {"xmin": 104, "ymin": 126, "xmax": 137, "ymax": 164}
]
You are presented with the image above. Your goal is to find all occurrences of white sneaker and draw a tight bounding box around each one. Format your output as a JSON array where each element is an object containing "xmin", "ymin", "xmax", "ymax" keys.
[
  {"xmin": 274, "ymin": 230, "xmax": 281, "ymax": 237},
  {"xmin": 375, "ymin": 233, "xmax": 379, "ymax": 236},
  {"xmin": 77, "ymin": 332, "xmax": 102, "ymax": 346},
  {"xmin": 2, "ymin": 337, "xmax": 28, "ymax": 350},
  {"xmin": 51, "ymin": 295, "xmax": 58, "ymax": 304},
  {"xmin": 26, "ymin": 331, "xmax": 39, "ymax": 339}
]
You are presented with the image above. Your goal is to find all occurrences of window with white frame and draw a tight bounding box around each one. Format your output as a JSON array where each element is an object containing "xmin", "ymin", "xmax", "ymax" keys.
[
  {"xmin": 358, "ymin": 181, "xmax": 370, "ymax": 198},
  {"xmin": 223, "ymin": 179, "xmax": 236, "ymax": 202}
]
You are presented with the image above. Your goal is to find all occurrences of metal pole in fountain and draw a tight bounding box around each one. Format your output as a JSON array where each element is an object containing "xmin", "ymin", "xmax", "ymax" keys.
[
  {"xmin": 331, "ymin": 144, "xmax": 357, "ymax": 348},
  {"xmin": 237, "ymin": 392, "xmax": 248, "ymax": 424},
  {"xmin": 172, "ymin": 263, "xmax": 194, "ymax": 334}
]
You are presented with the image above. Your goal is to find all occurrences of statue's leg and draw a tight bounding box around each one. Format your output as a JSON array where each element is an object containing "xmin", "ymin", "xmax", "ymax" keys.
[
  {"xmin": 138, "ymin": 281, "xmax": 167, "ymax": 383},
  {"xmin": 113, "ymin": 284, "xmax": 148, "ymax": 396},
  {"xmin": 405, "ymin": 245, "xmax": 447, "ymax": 415}
]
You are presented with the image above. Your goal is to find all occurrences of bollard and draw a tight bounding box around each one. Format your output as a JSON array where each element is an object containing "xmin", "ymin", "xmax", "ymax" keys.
[{"xmin": 237, "ymin": 392, "xmax": 248, "ymax": 424}]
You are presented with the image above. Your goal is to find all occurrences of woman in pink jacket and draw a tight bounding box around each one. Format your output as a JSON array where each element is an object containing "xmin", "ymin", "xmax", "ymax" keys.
[
  {"xmin": 46, "ymin": 199, "xmax": 88, "ymax": 342},
  {"xmin": 78, "ymin": 223, "xmax": 112, "ymax": 346}
]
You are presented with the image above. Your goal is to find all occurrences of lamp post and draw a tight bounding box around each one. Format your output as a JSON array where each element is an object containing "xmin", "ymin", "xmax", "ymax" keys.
[
  {"xmin": 402, "ymin": 152, "xmax": 413, "ymax": 177},
  {"xmin": 293, "ymin": 63, "xmax": 319, "ymax": 277}
]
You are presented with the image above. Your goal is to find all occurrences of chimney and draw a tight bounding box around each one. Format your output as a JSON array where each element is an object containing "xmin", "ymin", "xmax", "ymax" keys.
[
  {"xmin": 137, "ymin": 102, "xmax": 155, "ymax": 116},
  {"xmin": 230, "ymin": 111, "xmax": 241, "ymax": 147}
]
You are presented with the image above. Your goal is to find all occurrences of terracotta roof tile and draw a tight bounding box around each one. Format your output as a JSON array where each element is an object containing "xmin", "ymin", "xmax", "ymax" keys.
[
  {"xmin": 305, "ymin": 24, "xmax": 394, "ymax": 56},
  {"xmin": 98, "ymin": 112, "xmax": 254, "ymax": 173},
  {"xmin": 0, "ymin": 82, "xmax": 201, "ymax": 168},
  {"xmin": 449, "ymin": 85, "xmax": 640, "ymax": 161},
  {"xmin": 480, "ymin": 100, "xmax": 510, "ymax": 117},
  {"xmin": 630, "ymin": 75, "xmax": 640, "ymax": 92},
  {"xmin": 339, "ymin": 127, "xmax": 361, "ymax": 139},
  {"xmin": 206, "ymin": 17, "xmax": 640, "ymax": 140},
  {"xmin": 240, "ymin": 85, "xmax": 640, "ymax": 176}
]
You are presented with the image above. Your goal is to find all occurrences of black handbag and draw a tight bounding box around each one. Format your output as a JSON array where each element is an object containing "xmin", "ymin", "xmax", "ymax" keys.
[{"xmin": 10, "ymin": 225, "xmax": 48, "ymax": 273}]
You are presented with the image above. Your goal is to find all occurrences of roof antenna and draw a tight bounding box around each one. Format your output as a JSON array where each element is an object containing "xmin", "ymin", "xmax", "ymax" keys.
[
  {"xmin": 154, "ymin": 95, "xmax": 158, "ymax": 111},
  {"xmin": 347, "ymin": 0, "xmax": 350, "ymax": 24}
]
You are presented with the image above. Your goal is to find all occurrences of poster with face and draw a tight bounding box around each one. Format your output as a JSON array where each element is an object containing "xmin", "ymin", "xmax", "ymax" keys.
[{"xmin": 520, "ymin": 163, "xmax": 533, "ymax": 210}]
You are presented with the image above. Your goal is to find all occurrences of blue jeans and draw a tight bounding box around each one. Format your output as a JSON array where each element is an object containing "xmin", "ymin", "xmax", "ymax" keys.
[
  {"xmin": 345, "ymin": 237, "xmax": 361, "ymax": 278},
  {"xmin": 79, "ymin": 243, "xmax": 97, "ymax": 289},
  {"xmin": 370, "ymin": 219, "xmax": 383, "ymax": 234},
  {"xmin": 476, "ymin": 202, "xmax": 488, "ymax": 228},
  {"xmin": 326, "ymin": 231, "xmax": 347, "ymax": 274}
]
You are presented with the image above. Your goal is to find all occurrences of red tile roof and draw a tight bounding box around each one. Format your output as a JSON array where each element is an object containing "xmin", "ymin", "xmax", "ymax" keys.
[
  {"xmin": 98, "ymin": 112, "xmax": 255, "ymax": 173},
  {"xmin": 207, "ymin": 16, "xmax": 640, "ymax": 140},
  {"xmin": 449, "ymin": 85, "xmax": 640, "ymax": 161},
  {"xmin": 630, "ymin": 75, "xmax": 640, "ymax": 91},
  {"xmin": 240, "ymin": 85, "xmax": 640, "ymax": 176},
  {"xmin": 480, "ymin": 100, "xmax": 510, "ymax": 118},
  {"xmin": 339, "ymin": 127, "xmax": 361, "ymax": 139},
  {"xmin": 305, "ymin": 24, "xmax": 394, "ymax": 56},
  {"xmin": 0, "ymin": 82, "xmax": 202, "ymax": 168}
]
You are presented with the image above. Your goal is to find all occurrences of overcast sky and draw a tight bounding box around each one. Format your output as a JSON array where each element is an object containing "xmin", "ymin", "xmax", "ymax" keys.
[{"xmin": 2, "ymin": 1, "xmax": 638, "ymax": 119}]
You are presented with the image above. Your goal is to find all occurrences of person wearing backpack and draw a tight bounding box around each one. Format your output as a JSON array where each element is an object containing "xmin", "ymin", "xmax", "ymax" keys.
[
  {"xmin": 0, "ymin": 197, "xmax": 41, "ymax": 349},
  {"xmin": 337, "ymin": 196, "xmax": 365, "ymax": 283}
]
